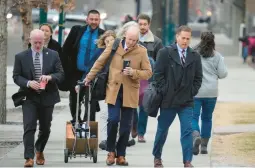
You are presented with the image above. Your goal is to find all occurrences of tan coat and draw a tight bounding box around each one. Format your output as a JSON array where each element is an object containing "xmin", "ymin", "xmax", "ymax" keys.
[{"xmin": 86, "ymin": 40, "xmax": 152, "ymax": 108}]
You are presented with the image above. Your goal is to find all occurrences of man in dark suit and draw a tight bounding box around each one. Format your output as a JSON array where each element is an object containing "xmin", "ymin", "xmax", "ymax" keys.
[
  {"xmin": 13, "ymin": 29, "xmax": 64, "ymax": 167},
  {"xmin": 152, "ymin": 25, "xmax": 203, "ymax": 167},
  {"xmin": 62, "ymin": 9, "xmax": 105, "ymax": 122}
]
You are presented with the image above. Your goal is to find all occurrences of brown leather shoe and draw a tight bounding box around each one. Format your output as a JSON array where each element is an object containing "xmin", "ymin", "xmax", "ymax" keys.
[
  {"xmin": 138, "ymin": 135, "xmax": 146, "ymax": 143},
  {"xmin": 24, "ymin": 158, "xmax": 34, "ymax": 167},
  {"xmin": 154, "ymin": 158, "xmax": 163, "ymax": 167},
  {"xmin": 106, "ymin": 152, "xmax": 115, "ymax": 165},
  {"xmin": 184, "ymin": 161, "xmax": 194, "ymax": 167},
  {"xmin": 116, "ymin": 156, "xmax": 128, "ymax": 166},
  {"xmin": 36, "ymin": 152, "xmax": 45, "ymax": 165}
]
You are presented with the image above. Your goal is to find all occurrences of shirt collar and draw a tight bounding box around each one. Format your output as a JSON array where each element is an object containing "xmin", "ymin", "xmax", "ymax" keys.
[
  {"xmin": 31, "ymin": 47, "xmax": 43, "ymax": 55},
  {"xmin": 176, "ymin": 43, "xmax": 187, "ymax": 53},
  {"xmin": 87, "ymin": 26, "xmax": 98, "ymax": 33}
]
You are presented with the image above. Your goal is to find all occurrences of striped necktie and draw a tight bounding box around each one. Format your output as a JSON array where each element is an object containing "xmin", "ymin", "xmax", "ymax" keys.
[
  {"xmin": 34, "ymin": 52, "xmax": 42, "ymax": 81},
  {"xmin": 181, "ymin": 49, "xmax": 186, "ymax": 66}
]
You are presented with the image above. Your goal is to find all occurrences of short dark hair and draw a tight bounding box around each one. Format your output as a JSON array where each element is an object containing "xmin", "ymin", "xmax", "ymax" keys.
[
  {"xmin": 87, "ymin": 9, "xmax": 100, "ymax": 16},
  {"xmin": 176, "ymin": 25, "xmax": 192, "ymax": 34},
  {"xmin": 137, "ymin": 14, "xmax": 151, "ymax": 24}
]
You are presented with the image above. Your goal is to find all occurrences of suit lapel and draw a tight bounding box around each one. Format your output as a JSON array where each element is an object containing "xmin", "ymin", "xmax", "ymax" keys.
[
  {"xmin": 27, "ymin": 49, "xmax": 35, "ymax": 78},
  {"xmin": 184, "ymin": 47, "xmax": 195, "ymax": 67},
  {"xmin": 74, "ymin": 26, "xmax": 87, "ymax": 48},
  {"xmin": 42, "ymin": 48, "xmax": 49, "ymax": 75},
  {"xmin": 170, "ymin": 44, "xmax": 182, "ymax": 66}
]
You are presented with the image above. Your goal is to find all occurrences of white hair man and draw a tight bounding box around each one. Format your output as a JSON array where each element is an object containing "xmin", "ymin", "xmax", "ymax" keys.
[
  {"xmin": 13, "ymin": 29, "xmax": 64, "ymax": 167},
  {"xmin": 84, "ymin": 25, "xmax": 152, "ymax": 166}
]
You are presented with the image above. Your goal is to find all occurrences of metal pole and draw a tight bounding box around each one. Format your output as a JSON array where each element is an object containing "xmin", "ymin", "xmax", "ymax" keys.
[
  {"xmin": 136, "ymin": 0, "xmax": 141, "ymax": 16},
  {"xmin": 58, "ymin": 5, "xmax": 65, "ymax": 45},
  {"xmin": 168, "ymin": 0, "xmax": 175, "ymax": 44},
  {"xmin": 178, "ymin": 0, "xmax": 188, "ymax": 26},
  {"xmin": 39, "ymin": 8, "xmax": 47, "ymax": 25},
  {"xmin": 162, "ymin": 0, "xmax": 166, "ymax": 45}
]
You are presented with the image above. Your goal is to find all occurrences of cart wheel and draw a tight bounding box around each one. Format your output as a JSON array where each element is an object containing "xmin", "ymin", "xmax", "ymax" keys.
[
  {"xmin": 64, "ymin": 149, "xmax": 69, "ymax": 163},
  {"xmin": 92, "ymin": 150, "xmax": 97, "ymax": 163}
]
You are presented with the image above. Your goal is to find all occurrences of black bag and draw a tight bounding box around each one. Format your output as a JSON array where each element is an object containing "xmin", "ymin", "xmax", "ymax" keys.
[
  {"xmin": 142, "ymin": 82, "xmax": 163, "ymax": 118},
  {"xmin": 91, "ymin": 38, "xmax": 121, "ymax": 101}
]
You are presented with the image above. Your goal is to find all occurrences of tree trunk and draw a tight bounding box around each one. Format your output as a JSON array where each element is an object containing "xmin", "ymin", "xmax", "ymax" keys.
[
  {"xmin": 150, "ymin": 0, "xmax": 163, "ymax": 39},
  {"xmin": 0, "ymin": 0, "xmax": 8, "ymax": 124},
  {"xmin": 19, "ymin": 0, "xmax": 33, "ymax": 49}
]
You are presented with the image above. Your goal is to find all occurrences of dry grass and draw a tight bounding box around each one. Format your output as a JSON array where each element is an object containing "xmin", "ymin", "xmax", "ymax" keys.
[
  {"xmin": 213, "ymin": 102, "xmax": 255, "ymax": 127},
  {"xmin": 212, "ymin": 133, "xmax": 255, "ymax": 165},
  {"xmin": 211, "ymin": 102, "xmax": 255, "ymax": 166}
]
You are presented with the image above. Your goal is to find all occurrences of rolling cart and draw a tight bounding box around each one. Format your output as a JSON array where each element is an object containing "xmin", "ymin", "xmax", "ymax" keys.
[{"xmin": 64, "ymin": 81, "xmax": 98, "ymax": 163}]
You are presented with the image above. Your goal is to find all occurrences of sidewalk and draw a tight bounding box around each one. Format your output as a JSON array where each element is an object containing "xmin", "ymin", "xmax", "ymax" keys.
[{"xmin": 0, "ymin": 103, "xmax": 211, "ymax": 167}]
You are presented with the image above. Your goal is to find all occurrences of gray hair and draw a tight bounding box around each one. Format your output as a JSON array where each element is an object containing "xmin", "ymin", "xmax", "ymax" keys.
[
  {"xmin": 30, "ymin": 29, "xmax": 44, "ymax": 39},
  {"xmin": 116, "ymin": 21, "xmax": 139, "ymax": 38}
]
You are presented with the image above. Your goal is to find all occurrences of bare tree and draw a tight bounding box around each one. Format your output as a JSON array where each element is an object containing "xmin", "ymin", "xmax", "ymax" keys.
[
  {"xmin": 150, "ymin": 0, "xmax": 163, "ymax": 39},
  {"xmin": 0, "ymin": 0, "xmax": 76, "ymax": 124},
  {"xmin": 17, "ymin": 0, "xmax": 75, "ymax": 49},
  {"xmin": 0, "ymin": 0, "xmax": 8, "ymax": 124}
]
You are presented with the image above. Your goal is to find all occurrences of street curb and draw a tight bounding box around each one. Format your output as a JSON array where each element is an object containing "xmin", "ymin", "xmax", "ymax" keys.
[{"xmin": 7, "ymin": 104, "xmax": 67, "ymax": 113}]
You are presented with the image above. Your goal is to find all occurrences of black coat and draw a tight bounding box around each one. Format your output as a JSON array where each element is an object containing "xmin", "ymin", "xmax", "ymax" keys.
[
  {"xmin": 154, "ymin": 44, "xmax": 203, "ymax": 108},
  {"xmin": 62, "ymin": 25, "xmax": 105, "ymax": 90}
]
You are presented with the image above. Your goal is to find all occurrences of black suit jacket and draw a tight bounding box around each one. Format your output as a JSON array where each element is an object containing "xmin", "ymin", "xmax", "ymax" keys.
[
  {"xmin": 62, "ymin": 25, "xmax": 105, "ymax": 89},
  {"xmin": 12, "ymin": 48, "xmax": 65, "ymax": 106},
  {"xmin": 154, "ymin": 44, "xmax": 203, "ymax": 108}
]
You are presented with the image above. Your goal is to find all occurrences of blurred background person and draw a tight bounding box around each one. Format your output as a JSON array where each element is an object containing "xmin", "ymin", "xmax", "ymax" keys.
[
  {"xmin": 192, "ymin": 31, "xmax": 228, "ymax": 155},
  {"xmin": 95, "ymin": 30, "xmax": 117, "ymax": 150},
  {"xmin": 131, "ymin": 13, "xmax": 163, "ymax": 145},
  {"xmin": 84, "ymin": 25, "xmax": 152, "ymax": 166}
]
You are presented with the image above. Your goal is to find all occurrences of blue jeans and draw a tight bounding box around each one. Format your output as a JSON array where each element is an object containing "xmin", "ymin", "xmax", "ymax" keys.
[
  {"xmin": 107, "ymin": 88, "xmax": 134, "ymax": 157},
  {"xmin": 152, "ymin": 107, "xmax": 193, "ymax": 163},
  {"xmin": 138, "ymin": 105, "xmax": 148, "ymax": 136},
  {"xmin": 242, "ymin": 46, "xmax": 248, "ymax": 61},
  {"xmin": 192, "ymin": 97, "xmax": 217, "ymax": 138}
]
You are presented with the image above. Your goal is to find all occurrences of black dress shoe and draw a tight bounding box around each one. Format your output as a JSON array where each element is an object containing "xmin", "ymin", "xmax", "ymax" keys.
[
  {"xmin": 127, "ymin": 139, "xmax": 136, "ymax": 147},
  {"xmin": 99, "ymin": 140, "xmax": 107, "ymax": 150}
]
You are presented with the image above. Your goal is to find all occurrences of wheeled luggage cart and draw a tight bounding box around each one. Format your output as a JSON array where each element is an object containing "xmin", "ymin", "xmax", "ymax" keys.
[{"xmin": 64, "ymin": 81, "xmax": 98, "ymax": 163}]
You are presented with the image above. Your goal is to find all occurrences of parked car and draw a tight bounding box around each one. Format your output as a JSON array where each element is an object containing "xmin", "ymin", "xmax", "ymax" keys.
[
  {"xmin": 52, "ymin": 13, "xmax": 119, "ymax": 43},
  {"xmin": 32, "ymin": 8, "xmax": 59, "ymax": 24}
]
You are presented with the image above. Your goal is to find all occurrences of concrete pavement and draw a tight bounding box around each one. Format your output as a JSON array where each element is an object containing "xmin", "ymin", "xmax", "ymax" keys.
[{"xmin": 0, "ymin": 102, "xmax": 211, "ymax": 167}]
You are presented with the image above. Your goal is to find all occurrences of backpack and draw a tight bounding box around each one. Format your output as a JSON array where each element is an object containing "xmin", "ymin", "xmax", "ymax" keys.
[{"xmin": 91, "ymin": 38, "xmax": 121, "ymax": 101}]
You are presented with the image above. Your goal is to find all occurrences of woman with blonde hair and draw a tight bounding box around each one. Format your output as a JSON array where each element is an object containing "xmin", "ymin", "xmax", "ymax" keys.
[{"xmin": 96, "ymin": 30, "xmax": 117, "ymax": 150}]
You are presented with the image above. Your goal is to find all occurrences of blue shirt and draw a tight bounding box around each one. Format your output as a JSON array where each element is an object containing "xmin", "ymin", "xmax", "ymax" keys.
[
  {"xmin": 77, "ymin": 26, "xmax": 99, "ymax": 73},
  {"xmin": 176, "ymin": 43, "xmax": 187, "ymax": 60}
]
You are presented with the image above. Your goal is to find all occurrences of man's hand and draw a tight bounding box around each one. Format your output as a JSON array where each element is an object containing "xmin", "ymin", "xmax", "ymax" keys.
[
  {"xmin": 84, "ymin": 77, "xmax": 91, "ymax": 86},
  {"xmin": 28, "ymin": 81, "xmax": 40, "ymax": 90},
  {"xmin": 123, "ymin": 67, "xmax": 134, "ymax": 76},
  {"xmin": 39, "ymin": 75, "xmax": 52, "ymax": 83}
]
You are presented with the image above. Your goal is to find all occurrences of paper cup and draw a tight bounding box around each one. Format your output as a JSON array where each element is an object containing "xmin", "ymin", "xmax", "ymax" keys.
[{"xmin": 40, "ymin": 81, "xmax": 47, "ymax": 90}]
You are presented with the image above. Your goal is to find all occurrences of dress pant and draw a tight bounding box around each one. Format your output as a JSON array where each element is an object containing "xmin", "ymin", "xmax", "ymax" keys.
[
  {"xmin": 69, "ymin": 86, "xmax": 98, "ymax": 121},
  {"xmin": 107, "ymin": 87, "xmax": 134, "ymax": 157},
  {"xmin": 22, "ymin": 99, "xmax": 54, "ymax": 159},
  {"xmin": 152, "ymin": 107, "xmax": 193, "ymax": 163}
]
